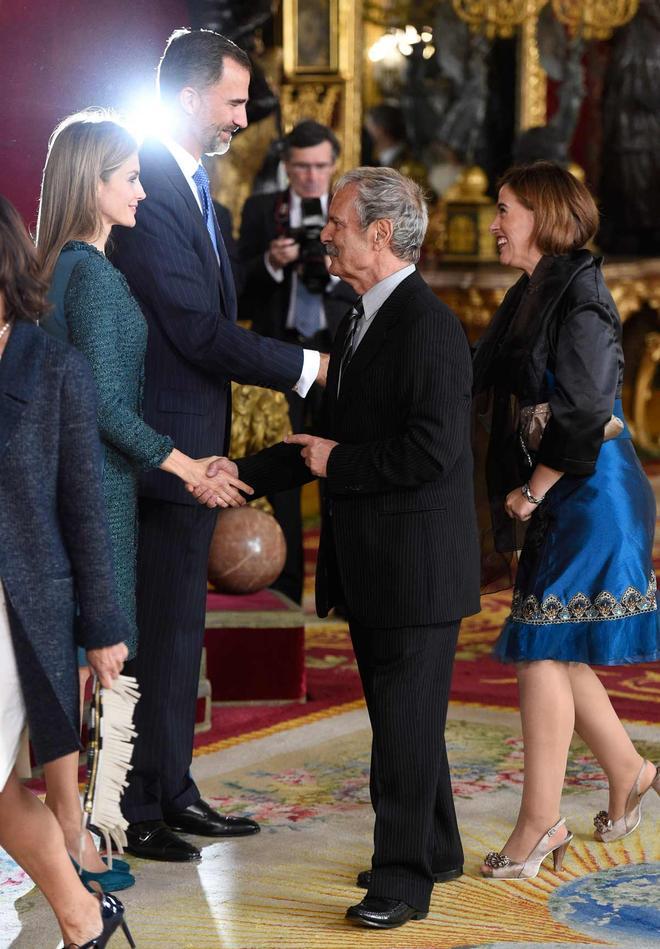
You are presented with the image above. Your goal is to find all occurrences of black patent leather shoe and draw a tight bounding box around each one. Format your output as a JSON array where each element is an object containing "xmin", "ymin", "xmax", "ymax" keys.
[
  {"xmin": 346, "ymin": 896, "xmax": 427, "ymax": 929},
  {"xmin": 164, "ymin": 799, "xmax": 260, "ymax": 837},
  {"xmin": 64, "ymin": 893, "xmax": 134, "ymax": 948},
  {"xmin": 125, "ymin": 820, "xmax": 201, "ymax": 862},
  {"xmin": 356, "ymin": 865, "xmax": 463, "ymax": 888}
]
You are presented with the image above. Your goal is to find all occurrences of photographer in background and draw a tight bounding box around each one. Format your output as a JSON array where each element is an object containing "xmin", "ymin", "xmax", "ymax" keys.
[{"xmin": 239, "ymin": 120, "xmax": 357, "ymax": 603}]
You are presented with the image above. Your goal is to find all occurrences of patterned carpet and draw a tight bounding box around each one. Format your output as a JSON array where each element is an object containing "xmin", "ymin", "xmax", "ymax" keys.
[{"xmin": 1, "ymin": 473, "xmax": 658, "ymax": 948}]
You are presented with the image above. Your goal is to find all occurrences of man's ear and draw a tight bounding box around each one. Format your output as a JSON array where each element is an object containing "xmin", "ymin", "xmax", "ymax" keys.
[
  {"xmin": 178, "ymin": 86, "xmax": 200, "ymax": 116},
  {"xmin": 374, "ymin": 218, "xmax": 393, "ymax": 249}
]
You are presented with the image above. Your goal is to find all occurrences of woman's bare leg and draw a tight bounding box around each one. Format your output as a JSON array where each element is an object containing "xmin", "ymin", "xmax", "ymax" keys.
[
  {"xmin": 44, "ymin": 665, "xmax": 107, "ymax": 873},
  {"xmin": 568, "ymin": 662, "xmax": 655, "ymax": 818},
  {"xmin": 489, "ymin": 660, "xmax": 574, "ymax": 863},
  {"xmin": 0, "ymin": 769, "xmax": 102, "ymax": 945}
]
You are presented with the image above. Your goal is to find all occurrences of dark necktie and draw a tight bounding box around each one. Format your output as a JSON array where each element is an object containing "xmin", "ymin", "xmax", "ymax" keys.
[{"xmin": 339, "ymin": 298, "xmax": 364, "ymax": 387}]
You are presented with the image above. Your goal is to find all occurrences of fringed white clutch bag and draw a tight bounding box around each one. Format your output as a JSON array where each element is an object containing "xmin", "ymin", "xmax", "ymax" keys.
[{"xmin": 82, "ymin": 674, "xmax": 140, "ymax": 867}]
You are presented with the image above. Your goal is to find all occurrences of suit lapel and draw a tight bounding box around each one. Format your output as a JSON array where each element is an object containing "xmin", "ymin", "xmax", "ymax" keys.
[
  {"xmin": 142, "ymin": 140, "xmax": 234, "ymax": 318},
  {"xmin": 0, "ymin": 322, "xmax": 44, "ymax": 460},
  {"xmin": 336, "ymin": 271, "xmax": 423, "ymax": 406}
]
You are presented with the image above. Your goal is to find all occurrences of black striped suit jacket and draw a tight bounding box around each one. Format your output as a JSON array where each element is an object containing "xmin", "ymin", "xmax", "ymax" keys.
[
  {"xmin": 110, "ymin": 140, "xmax": 304, "ymax": 505},
  {"xmin": 238, "ymin": 270, "xmax": 481, "ymax": 627}
]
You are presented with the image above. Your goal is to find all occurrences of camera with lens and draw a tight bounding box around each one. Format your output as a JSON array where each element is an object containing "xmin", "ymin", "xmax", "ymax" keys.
[{"xmin": 288, "ymin": 197, "xmax": 330, "ymax": 294}]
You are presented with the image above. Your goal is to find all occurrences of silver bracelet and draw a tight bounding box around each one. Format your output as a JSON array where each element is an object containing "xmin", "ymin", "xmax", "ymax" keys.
[{"xmin": 521, "ymin": 482, "xmax": 545, "ymax": 505}]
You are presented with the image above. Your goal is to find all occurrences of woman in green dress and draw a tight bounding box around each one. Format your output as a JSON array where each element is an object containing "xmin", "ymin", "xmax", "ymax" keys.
[{"xmin": 35, "ymin": 111, "xmax": 252, "ymax": 889}]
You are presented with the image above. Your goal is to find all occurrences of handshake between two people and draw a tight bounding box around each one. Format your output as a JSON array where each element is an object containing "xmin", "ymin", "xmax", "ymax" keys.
[{"xmin": 185, "ymin": 432, "xmax": 340, "ymax": 506}]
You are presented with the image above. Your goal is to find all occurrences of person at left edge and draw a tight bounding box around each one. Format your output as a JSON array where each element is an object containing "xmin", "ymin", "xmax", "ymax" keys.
[
  {"xmin": 110, "ymin": 28, "xmax": 328, "ymax": 863},
  {"xmin": 36, "ymin": 111, "xmax": 251, "ymax": 888}
]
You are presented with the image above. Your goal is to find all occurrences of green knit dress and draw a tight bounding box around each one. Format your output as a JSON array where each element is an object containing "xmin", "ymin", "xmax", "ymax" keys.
[{"xmin": 60, "ymin": 241, "xmax": 173, "ymax": 657}]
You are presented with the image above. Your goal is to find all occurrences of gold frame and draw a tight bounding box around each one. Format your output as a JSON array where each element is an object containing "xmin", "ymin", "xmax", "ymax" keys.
[
  {"xmin": 281, "ymin": 0, "xmax": 363, "ymax": 172},
  {"xmin": 283, "ymin": 0, "xmax": 340, "ymax": 76}
]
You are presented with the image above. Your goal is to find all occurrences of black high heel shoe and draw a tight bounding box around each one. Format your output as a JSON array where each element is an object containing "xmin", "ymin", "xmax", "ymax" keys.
[{"xmin": 64, "ymin": 893, "xmax": 135, "ymax": 948}]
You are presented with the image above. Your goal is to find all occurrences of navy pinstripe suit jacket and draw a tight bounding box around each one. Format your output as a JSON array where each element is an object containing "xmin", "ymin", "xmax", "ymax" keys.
[
  {"xmin": 110, "ymin": 139, "xmax": 304, "ymax": 504},
  {"xmin": 238, "ymin": 270, "xmax": 482, "ymax": 627}
]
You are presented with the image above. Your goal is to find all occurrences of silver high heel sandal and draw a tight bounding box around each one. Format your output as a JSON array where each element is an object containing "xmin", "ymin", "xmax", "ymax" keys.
[
  {"xmin": 594, "ymin": 759, "xmax": 660, "ymax": 842},
  {"xmin": 481, "ymin": 818, "xmax": 573, "ymax": 880}
]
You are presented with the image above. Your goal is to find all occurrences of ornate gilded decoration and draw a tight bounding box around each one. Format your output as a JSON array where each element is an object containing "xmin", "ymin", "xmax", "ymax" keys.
[
  {"xmin": 632, "ymin": 332, "xmax": 660, "ymax": 456},
  {"xmin": 229, "ymin": 384, "xmax": 294, "ymax": 514},
  {"xmin": 518, "ymin": 11, "xmax": 547, "ymax": 129},
  {"xmin": 281, "ymin": 0, "xmax": 362, "ymax": 173},
  {"xmin": 551, "ymin": 0, "xmax": 639, "ymax": 40},
  {"xmin": 452, "ymin": 0, "xmax": 544, "ymax": 38},
  {"xmin": 280, "ymin": 83, "xmax": 342, "ymax": 132},
  {"xmin": 363, "ymin": 0, "xmax": 438, "ymax": 25},
  {"xmin": 509, "ymin": 573, "xmax": 657, "ymax": 626},
  {"xmin": 441, "ymin": 167, "xmax": 498, "ymax": 262}
]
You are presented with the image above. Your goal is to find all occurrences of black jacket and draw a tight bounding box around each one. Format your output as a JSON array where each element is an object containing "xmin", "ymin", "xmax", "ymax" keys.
[
  {"xmin": 110, "ymin": 141, "xmax": 304, "ymax": 504},
  {"xmin": 473, "ymin": 251, "xmax": 625, "ymax": 478},
  {"xmin": 237, "ymin": 270, "xmax": 481, "ymax": 627}
]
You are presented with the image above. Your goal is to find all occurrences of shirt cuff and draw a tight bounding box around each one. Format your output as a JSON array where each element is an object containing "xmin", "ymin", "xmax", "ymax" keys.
[
  {"xmin": 264, "ymin": 252, "xmax": 284, "ymax": 283},
  {"xmin": 293, "ymin": 349, "xmax": 320, "ymax": 397}
]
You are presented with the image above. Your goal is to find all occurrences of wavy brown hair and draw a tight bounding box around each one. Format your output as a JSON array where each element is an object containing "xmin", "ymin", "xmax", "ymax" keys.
[
  {"xmin": 498, "ymin": 161, "xmax": 599, "ymax": 255},
  {"xmin": 0, "ymin": 195, "xmax": 50, "ymax": 324}
]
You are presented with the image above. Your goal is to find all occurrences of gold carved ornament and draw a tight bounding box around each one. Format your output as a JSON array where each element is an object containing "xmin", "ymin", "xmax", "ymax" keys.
[
  {"xmin": 229, "ymin": 383, "xmax": 294, "ymax": 513},
  {"xmin": 452, "ymin": 0, "xmax": 545, "ymax": 38},
  {"xmin": 550, "ymin": 0, "xmax": 639, "ymax": 40}
]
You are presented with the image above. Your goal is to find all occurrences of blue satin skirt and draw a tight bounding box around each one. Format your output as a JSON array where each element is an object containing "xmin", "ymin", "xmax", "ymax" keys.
[{"xmin": 495, "ymin": 409, "xmax": 659, "ymax": 665}]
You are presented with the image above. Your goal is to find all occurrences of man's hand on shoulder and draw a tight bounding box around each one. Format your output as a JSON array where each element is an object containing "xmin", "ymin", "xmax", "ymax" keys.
[{"xmin": 284, "ymin": 433, "xmax": 337, "ymax": 477}]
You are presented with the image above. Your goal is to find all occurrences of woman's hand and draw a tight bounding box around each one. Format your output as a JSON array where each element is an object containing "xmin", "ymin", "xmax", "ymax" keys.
[
  {"xmin": 161, "ymin": 448, "xmax": 253, "ymax": 507},
  {"xmin": 86, "ymin": 642, "xmax": 128, "ymax": 689},
  {"xmin": 505, "ymin": 487, "xmax": 538, "ymax": 522},
  {"xmin": 184, "ymin": 456, "xmax": 253, "ymax": 508}
]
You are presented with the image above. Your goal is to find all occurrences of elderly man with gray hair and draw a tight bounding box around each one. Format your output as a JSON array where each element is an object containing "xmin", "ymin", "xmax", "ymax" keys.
[{"xmin": 205, "ymin": 166, "xmax": 480, "ymax": 929}]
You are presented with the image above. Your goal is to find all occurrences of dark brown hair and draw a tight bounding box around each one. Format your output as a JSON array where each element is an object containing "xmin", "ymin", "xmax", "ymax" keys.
[
  {"xmin": 0, "ymin": 195, "xmax": 50, "ymax": 324},
  {"xmin": 158, "ymin": 28, "xmax": 251, "ymax": 102},
  {"xmin": 498, "ymin": 161, "xmax": 599, "ymax": 255}
]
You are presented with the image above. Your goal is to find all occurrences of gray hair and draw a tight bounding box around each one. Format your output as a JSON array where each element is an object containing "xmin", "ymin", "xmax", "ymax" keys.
[{"xmin": 333, "ymin": 167, "xmax": 428, "ymax": 263}]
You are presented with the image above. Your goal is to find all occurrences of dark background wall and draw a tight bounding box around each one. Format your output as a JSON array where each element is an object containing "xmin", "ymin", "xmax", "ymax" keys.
[{"xmin": 0, "ymin": 0, "xmax": 188, "ymax": 228}]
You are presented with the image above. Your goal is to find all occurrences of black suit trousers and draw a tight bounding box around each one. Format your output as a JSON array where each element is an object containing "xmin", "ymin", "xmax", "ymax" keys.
[
  {"xmin": 121, "ymin": 498, "xmax": 217, "ymax": 822},
  {"xmin": 349, "ymin": 619, "xmax": 463, "ymax": 912}
]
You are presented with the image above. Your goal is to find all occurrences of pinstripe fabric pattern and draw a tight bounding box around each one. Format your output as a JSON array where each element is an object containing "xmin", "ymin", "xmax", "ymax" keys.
[
  {"xmin": 350, "ymin": 619, "xmax": 461, "ymax": 912},
  {"xmin": 121, "ymin": 499, "xmax": 217, "ymax": 821},
  {"xmin": 110, "ymin": 139, "xmax": 304, "ymax": 507},
  {"xmin": 236, "ymin": 270, "xmax": 480, "ymax": 910},
  {"xmin": 110, "ymin": 139, "xmax": 308, "ymax": 820},
  {"xmin": 238, "ymin": 270, "xmax": 481, "ymax": 627}
]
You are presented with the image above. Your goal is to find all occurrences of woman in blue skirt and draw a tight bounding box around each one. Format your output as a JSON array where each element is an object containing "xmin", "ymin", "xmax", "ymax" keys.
[{"xmin": 473, "ymin": 161, "xmax": 660, "ymax": 880}]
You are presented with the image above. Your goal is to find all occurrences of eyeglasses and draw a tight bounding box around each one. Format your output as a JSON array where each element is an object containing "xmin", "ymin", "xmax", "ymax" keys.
[{"xmin": 288, "ymin": 162, "xmax": 335, "ymax": 172}]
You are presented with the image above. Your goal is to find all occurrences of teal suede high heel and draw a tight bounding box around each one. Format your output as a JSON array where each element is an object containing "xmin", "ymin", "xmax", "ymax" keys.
[
  {"xmin": 101, "ymin": 856, "xmax": 131, "ymax": 873},
  {"xmin": 70, "ymin": 856, "xmax": 135, "ymax": 893}
]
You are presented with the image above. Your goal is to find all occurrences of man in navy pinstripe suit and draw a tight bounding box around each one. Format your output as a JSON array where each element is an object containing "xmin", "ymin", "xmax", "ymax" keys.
[
  {"xmin": 110, "ymin": 28, "xmax": 328, "ymax": 863},
  {"xmin": 207, "ymin": 168, "xmax": 481, "ymax": 927}
]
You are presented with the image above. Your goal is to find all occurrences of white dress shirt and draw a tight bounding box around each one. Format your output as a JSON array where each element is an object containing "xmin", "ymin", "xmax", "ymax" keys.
[{"xmin": 159, "ymin": 140, "xmax": 319, "ymax": 396}]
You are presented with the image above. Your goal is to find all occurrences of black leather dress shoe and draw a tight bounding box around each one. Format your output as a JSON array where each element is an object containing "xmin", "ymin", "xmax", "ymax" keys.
[
  {"xmin": 356, "ymin": 865, "xmax": 463, "ymax": 888},
  {"xmin": 346, "ymin": 897, "xmax": 427, "ymax": 929},
  {"xmin": 164, "ymin": 799, "xmax": 260, "ymax": 837},
  {"xmin": 125, "ymin": 821, "xmax": 201, "ymax": 862}
]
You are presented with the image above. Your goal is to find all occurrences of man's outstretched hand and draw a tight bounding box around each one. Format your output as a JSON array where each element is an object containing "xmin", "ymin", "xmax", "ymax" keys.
[{"xmin": 284, "ymin": 433, "xmax": 338, "ymax": 477}]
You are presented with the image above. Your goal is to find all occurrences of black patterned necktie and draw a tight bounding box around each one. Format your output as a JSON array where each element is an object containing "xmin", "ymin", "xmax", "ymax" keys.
[{"xmin": 339, "ymin": 298, "xmax": 364, "ymax": 384}]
